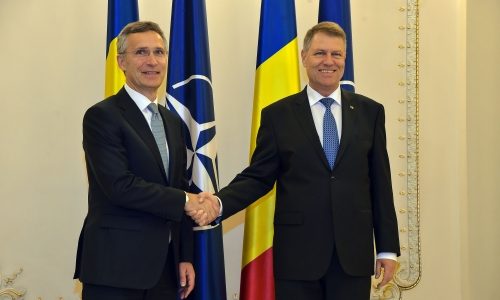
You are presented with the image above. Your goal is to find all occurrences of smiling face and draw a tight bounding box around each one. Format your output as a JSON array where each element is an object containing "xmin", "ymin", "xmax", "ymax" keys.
[
  {"xmin": 301, "ymin": 32, "xmax": 346, "ymax": 97},
  {"xmin": 117, "ymin": 31, "xmax": 167, "ymax": 101}
]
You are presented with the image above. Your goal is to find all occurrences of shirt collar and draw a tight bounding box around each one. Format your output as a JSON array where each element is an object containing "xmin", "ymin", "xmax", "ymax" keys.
[
  {"xmin": 124, "ymin": 84, "xmax": 158, "ymax": 112},
  {"xmin": 306, "ymin": 85, "xmax": 342, "ymax": 107}
]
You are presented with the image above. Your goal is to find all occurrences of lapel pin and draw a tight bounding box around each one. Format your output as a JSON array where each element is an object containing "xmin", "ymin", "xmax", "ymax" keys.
[{"xmin": 350, "ymin": 105, "xmax": 354, "ymax": 110}]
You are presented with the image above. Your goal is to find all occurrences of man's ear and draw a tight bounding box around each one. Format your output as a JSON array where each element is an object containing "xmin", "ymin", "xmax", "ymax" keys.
[
  {"xmin": 300, "ymin": 50, "xmax": 306, "ymax": 66},
  {"xmin": 117, "ymin": 54, "xmax": 126, "ymax": 72}
]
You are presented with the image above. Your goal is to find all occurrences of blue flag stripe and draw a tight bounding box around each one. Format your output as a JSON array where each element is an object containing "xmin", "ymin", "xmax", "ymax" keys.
[
  {"xmin": 106, "ymin": 0, "xmax": 138, "ymax": 55},
  {"xmin": 257, "ymin": 0, "xmax": 298, "ymax": 66}
]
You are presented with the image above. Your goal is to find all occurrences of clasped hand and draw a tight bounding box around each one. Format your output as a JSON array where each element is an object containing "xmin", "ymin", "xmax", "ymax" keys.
[{"xmin": 184, "ymin": 192, "xmax": 220, "ymax": 226}]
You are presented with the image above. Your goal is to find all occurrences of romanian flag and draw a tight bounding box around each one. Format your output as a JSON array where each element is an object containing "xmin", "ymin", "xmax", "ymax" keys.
[
  {"xmin": 104, "ymin": 0, "xmax": 138, "ymax": 97},
  {"xmin": 166, "ymin": 1, "xmax": 226, "ymax": 299},
  {"xmin": 239, "ymin": 1, "xmax": 300, "ymax": 300},
  {"xmin": 319, "ymin": 0, "xmax": 355, "ymax": 91}
]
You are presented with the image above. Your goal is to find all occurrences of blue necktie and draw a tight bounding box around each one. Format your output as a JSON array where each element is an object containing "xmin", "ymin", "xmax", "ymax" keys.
[
  {"xmin": 320, "ymin": 98, "xmax": 339, "ymax": 169},
  {"xmin": 147, "ymin": 103, "xmax": 169, "ymax": 178}
]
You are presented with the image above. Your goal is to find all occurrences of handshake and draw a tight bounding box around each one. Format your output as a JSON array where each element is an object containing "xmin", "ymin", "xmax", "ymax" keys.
[{"xmin": 184, "ymin": 192, "xmax": 220, "ymax": 226}]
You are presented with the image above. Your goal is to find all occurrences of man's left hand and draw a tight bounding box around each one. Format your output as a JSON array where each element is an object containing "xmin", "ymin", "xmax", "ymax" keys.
[
  {"xmin": 179, "ymin": 262, "xmax": 195, "ymax": 299},
  {"xmin": 375, "ymin": 258, "xmax": 397, "ymax": 288}
]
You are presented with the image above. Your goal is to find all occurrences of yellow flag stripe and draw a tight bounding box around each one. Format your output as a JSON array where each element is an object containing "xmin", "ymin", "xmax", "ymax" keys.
[
  {"xmin": 249, "ymin": 38, "xmax": 301, "ymax": 151},
  {"xmin": 104, "ymin": 37, "xmax": 126, "ymax": 98},
  {"xmin": 242, "ymin": 38, "xmax": 301, "ymax": 267},
  {"xmin": 241, "ymin": 190, "xmax": 276, "ymax": 267}
]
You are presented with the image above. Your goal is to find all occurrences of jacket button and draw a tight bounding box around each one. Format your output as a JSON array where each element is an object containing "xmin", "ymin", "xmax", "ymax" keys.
[{"xmin": 330, "ymin": 176, "xmax": 336, "ymax": 180}]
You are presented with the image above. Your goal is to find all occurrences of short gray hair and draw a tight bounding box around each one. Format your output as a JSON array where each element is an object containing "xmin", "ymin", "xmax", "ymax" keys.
[{"xmin": 117, "ymin": 21, "xmax": 167, "ymax": 54}]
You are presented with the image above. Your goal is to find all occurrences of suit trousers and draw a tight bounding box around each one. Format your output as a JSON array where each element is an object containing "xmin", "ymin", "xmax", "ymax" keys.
[
  {"xmin": 82, "ymin": 244, "xmax": 177, "ymax": 300},
  {"xmin": 275, "ymin": 249, "xmax": 371, "ymax": 300}
]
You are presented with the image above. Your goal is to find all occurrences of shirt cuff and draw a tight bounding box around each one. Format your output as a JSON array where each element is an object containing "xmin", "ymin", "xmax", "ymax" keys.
[
  {"xmin": 377, "ymin": 252, "xmax": 397, "ymax": 261},
  {"xmin": 215, "ymin": 196, "xmax": 223, "ymax": 216}
]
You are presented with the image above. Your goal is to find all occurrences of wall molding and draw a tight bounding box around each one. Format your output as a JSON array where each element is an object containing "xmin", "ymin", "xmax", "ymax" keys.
[{"xmin": 371, "ymin": 0, "xmax": 421, "ymax": 299}]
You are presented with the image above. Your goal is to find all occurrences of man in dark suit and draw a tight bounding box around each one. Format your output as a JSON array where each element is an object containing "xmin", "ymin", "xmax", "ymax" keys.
[
  {"xmin": 74, "ymin": 21, "xmax": 218, "ymax": 300},
  {"xmin": 202, "ymin": 21, "xmax": 400, "ymax": 300}
]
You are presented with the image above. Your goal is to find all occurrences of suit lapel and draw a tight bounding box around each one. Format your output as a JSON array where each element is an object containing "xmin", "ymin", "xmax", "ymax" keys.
[
  {"xmin": 115, "ymin": 88, "xmax": 169, "ymax": 182},
  {"xmin": 292, "ymin": 89, "xmax": 331, "ymax": 170},
  {"xmin": 334, "ymin": 90, "xmax": 357, "ymax": 167}
]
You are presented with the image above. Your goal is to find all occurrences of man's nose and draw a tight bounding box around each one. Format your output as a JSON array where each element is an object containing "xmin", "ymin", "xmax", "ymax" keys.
[
  {"xmin": 323, "ymin": 54, "xmax": 335, "ymax": 64},
  {"xmin": 145, "ymin": 53, "xmax": 159, "ymax": 65}
]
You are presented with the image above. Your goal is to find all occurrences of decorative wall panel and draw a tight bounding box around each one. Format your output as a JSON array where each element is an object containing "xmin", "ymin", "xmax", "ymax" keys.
[{"xmin": 371, "ymin": 1, "xmax": 421, "ymax": 299}]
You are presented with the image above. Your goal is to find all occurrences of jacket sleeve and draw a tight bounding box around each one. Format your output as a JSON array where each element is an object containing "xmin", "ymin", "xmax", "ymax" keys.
[
  {"xmin": 217, "ymin": 107, "xmax": 280, "ymax": 219},
  {"xmin": 369, "ymin": 104, "xmax": 401, "ymax": 255}
]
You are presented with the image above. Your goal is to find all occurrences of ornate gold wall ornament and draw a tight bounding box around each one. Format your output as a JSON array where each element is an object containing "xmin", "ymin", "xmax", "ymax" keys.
[
  {"xmin": 372, "ymin": 283, "xmax": 401, "ymax": 300},
  {"xmin": 371, "ymin": 1, "xmax": 421, "ymax": 299},
  {"xmin": 396, "ymin": 0, "xmax": 421, "ymax": 291},
  {"xmin": 0, "ymin": 268, "xmax": 26, "ymax": 300}
]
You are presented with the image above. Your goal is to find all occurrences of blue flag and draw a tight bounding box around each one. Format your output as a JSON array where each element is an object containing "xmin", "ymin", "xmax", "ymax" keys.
[
  {"xmin": 166, "ymin": 1, "xmax": 227, "ymax": 299},
  {"xmin": 319, "ymin": 0, "xmax": 355, "ymax": 92}
]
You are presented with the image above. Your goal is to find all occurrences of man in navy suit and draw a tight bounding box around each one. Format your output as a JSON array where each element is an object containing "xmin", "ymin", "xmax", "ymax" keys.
[
  {"xmin": 203, "ymin": 21, "xmax": 400, "ymax": 300},
  {"xmin": 74, "ymin": 21, "xmax": 218, "ymax": 300}
]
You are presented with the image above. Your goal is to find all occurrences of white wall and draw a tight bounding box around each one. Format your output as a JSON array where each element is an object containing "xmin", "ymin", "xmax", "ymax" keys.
[
  {"xmin": 466, "ymin": 0, "xmax": 500, "ymax": 299},
  {"xmin": 1, "ymin": 0, "xmax": 498, "ymax": 299},
  {"xmin": 405, "ymin": 0, "xmax": 468, "ymax": 299}
]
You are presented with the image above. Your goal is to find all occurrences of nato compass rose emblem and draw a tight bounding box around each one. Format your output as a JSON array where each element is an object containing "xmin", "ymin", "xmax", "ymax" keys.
[{"xmin": 166, "ymin": 74, "xmax": 219, "ymax": 194}]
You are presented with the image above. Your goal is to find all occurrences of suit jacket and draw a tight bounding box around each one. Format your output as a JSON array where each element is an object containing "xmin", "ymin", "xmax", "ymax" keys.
[
  {"xmin": 74, "ymin": 88, "xmax": 193, "ymax": 289},
  {"xmin": 217, "ymin": 88, "xmax": 400, "ymax": 280}
]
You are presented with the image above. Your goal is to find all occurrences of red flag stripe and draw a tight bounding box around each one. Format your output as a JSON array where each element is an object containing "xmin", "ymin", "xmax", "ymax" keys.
[{"xmin": 240, "ymin": 247, "xmax": 275, "ymax": 300}]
